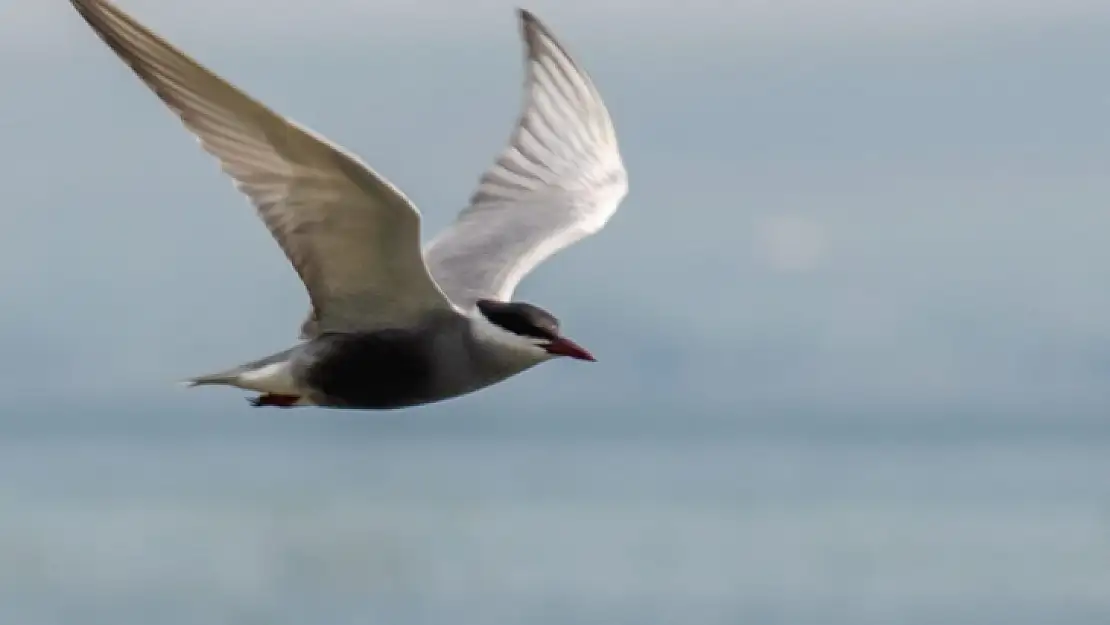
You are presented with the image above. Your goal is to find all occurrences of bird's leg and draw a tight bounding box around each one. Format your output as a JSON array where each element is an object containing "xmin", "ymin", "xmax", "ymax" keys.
[{"xmin": 249, "ymin": 394, "xmax": 300, "ymax": 408}]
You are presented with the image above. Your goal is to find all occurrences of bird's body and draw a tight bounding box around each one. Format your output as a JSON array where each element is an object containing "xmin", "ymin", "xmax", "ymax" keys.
[
  {"xmin": 69, "ymin": 0, "xmax": 628, "ymax": 409},
  {"xmin": 190, "ymin": 314, "xmax": 548, "ymax": 409}
]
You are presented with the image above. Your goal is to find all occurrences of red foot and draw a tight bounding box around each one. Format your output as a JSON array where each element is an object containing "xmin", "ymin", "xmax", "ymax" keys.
[{"xmin": 249, "ymin": 394, "xmax": 301, "ymax": 408}]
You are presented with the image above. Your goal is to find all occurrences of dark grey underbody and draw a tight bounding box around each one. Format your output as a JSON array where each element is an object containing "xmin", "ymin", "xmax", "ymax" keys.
[
  {"xmin": 268, "ymin": 320, "xmax": 535, "ymax": 410},
  {"xmin": 299, "ymin": 330, "xmax": 441, "ymax": 409}
]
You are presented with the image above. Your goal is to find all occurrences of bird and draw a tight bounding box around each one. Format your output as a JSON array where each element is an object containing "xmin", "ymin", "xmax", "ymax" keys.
[{"xmin": 69, "ymin": 0, "xmax": 629, "ymax": 409}]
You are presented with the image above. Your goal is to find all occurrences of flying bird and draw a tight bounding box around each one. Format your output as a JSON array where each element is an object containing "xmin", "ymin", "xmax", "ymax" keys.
[{"xmin": 69, "ymin": 0, "xmax": 629, "ymax": 409}]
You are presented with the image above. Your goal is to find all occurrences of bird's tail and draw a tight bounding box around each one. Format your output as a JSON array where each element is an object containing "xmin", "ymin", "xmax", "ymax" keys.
[
  {"xmin": 180, "ymin": 348, "xmax": 299, "ymax": 393},
  {"xmin": 181, "ymin": 370, "xmax": 241, "ymax": 388}
]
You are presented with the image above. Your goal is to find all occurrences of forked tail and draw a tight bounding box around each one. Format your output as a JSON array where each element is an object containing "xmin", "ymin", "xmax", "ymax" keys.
[
  {"xmin": 181, "ymin": 348, "xmax": 298, "ymax": 393},
  {"xmin": 181, "ymin": 371, "xmax": 241, "ymax": 387}
]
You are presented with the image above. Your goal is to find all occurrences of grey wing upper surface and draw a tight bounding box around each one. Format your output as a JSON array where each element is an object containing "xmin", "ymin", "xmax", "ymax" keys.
[
  {"xmin": 423, "ymin": 9, "xmax": 629, "ymax": 310},
  {"xmin": 70, "ymin": 0, "xmax": 455, "ymax": 338}
]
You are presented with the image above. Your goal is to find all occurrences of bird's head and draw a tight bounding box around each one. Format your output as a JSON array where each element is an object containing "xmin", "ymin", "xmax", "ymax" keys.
[{"xmin": 474, "ymin": 299, "xmax": 595, "ymax": 362}]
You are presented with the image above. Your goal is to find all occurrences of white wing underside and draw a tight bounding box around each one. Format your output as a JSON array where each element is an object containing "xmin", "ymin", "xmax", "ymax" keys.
[
  {"xmin": 422, "ymin": 10, "xmax": 628, "ymax": 311},
  {"xmin": 71, "ymin": 0, "xmax": 454, "ymax": 338}
]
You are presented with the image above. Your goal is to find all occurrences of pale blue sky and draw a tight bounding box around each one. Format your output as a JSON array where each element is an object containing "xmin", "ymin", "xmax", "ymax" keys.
[{"xmin": 3, "ymin": 0, "xmax": 1110, "ymax": 429}]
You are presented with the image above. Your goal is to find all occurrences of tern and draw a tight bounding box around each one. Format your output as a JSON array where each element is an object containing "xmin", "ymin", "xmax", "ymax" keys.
[{"xmin": 70, "ymin": 0, "xmax": 629, "ymax": 409}]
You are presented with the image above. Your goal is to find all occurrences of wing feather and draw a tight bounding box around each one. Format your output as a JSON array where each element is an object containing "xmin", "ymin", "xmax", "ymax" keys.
[
  {"xmin": 424, "ymin": 9, "xmax": 628, "ymax": 308},
  {"xmin": 71, "ymin": 0, "xmax": 454, "ymax": 338}
]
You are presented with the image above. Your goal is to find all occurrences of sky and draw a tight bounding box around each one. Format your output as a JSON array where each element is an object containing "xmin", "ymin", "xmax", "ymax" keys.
[{"xmin": 2, "ymin": 0, "xmax": 1110, "ymax": 432}]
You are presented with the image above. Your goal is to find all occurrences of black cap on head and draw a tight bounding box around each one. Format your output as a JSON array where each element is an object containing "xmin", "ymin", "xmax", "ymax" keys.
[{"xmin": 476, "ymin": 300, "xmax": 560, "ymax": 341}]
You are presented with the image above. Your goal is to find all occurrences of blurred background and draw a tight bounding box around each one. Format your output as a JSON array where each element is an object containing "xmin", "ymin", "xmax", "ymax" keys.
[{"xmin": 2, "ymin": 0, "xmax": 1110, "ymax": 623}]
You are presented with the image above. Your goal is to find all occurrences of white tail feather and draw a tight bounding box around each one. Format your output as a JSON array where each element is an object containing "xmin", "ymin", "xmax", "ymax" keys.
[
  {"xmin": 183, "ymin": 359, "xmax": 299, "ymax": 395},
  {"xmin": 181, "ymin": 347, "xmax": 301, "ymax": 393},
  {"xmin": 181, "ymin": 372, "xmax": 239, "ymax": 388}
]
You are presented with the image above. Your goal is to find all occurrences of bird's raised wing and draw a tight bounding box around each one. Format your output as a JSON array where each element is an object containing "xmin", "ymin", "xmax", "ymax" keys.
[
  {"xmin": 71, "ymin": 0, "xmax": 455, "ymax": 338},
  {"xmin": 423, "ymin": 9, "xmax": 628, "ymax": 309}
]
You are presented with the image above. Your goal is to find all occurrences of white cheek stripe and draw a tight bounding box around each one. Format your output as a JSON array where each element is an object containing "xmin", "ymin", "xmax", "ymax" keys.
[{"xmin": 470, "ymin": 312, "xmax": 552, "ymax": 360}]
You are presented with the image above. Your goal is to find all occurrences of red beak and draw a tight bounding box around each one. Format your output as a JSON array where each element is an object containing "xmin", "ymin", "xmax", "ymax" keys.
[{"xmin": 544, "ymin": 336, "xmax": 596, "ymax": 361}]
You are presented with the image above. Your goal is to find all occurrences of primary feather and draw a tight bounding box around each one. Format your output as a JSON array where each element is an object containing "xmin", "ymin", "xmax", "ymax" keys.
[
  {"xmin": 70, "ymin": 0, "xmax": 455, "ymax": 338},
  {"xmin": 423, "ymin": 9, "xmax": 628, "ymax": 309}
]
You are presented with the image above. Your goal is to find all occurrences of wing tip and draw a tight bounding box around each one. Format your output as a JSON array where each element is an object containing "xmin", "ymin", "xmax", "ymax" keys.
[
  {"xmin": 69, "ymin": 0, "xmax": 99, "ymax": 24},
  {"xmin": 70, "ymin": 0, "xmax": 111, "ymax": 21},
  {"xmin": 517, "ymin": 8, "xmax": 539, "ymax": 27},
  {"xmin": 516, "ymin": 8, "xmax": 553, "ymax": 52},
  {"xmin": 515, "ymin": 8, "xmax": 593, "ymax": 86}
]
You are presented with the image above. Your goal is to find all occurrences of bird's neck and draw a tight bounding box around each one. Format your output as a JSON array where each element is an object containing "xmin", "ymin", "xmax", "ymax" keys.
[{"xmin": 465, "ymin": 313, "xmax": 549, "ymax": 372}]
